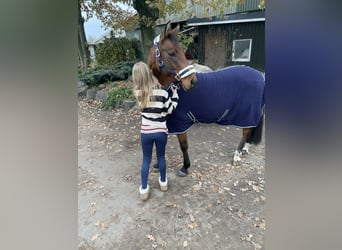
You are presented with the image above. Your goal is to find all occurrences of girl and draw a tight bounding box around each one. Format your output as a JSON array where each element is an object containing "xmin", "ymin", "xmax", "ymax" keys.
[{"xmin": 132, "ymin": 62, "xmax": 179, "ymax": 201}]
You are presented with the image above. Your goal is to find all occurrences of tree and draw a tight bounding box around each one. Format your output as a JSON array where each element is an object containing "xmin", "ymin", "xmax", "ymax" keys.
[
  {"xmin": 79, "ymin": 0, "xmax": 265, "ymax": 62},
  {"xmin": 78, "ymin": 0, "xmax": 90, "ymax": 69},
  {"xmin": 80, "ymin": 0, "xmax": 157, "ymax": 61},
  {"xmin": 132, "ymin": 0, "xmax": 159, "ymax": 61}
]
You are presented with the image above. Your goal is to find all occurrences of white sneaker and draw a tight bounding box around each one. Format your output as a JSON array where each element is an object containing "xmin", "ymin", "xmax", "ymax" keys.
[
  {"xmin": 159, "ymin": 177, "xmax": 168, "ymax": 192},
  {"xmin": 139, "ymin": 185, "xmax": 150, "ymax": 201}
]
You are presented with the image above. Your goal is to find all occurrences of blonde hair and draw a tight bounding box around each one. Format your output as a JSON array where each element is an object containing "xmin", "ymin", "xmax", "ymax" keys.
[{"xmin": 132, "ymin": 61, "xmax": 160, "ymax": 110}]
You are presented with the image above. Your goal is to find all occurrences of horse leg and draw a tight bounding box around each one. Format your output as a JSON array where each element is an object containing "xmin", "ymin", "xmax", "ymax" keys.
[
  {"xmin": 152, "ymin": 133, "xmax": 190, "ymax": 176},
  {"xmin": 233, "ymin": 128, "xmax": 251, "ymax": 164},
  {"xmin": 177, "ymin": 133, "xmax": 190, "ymax": 177}
]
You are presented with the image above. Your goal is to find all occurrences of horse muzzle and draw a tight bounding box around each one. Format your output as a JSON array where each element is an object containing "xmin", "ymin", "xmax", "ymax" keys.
[{"xmin": 181, "ymin": 78, "xmax": 198, "ymax": 91}]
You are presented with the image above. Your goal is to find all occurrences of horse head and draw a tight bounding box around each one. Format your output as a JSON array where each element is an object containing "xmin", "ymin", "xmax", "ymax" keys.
[{"xmin": 148, "ymin": 21, "xmax": 198, "ymax": 91}]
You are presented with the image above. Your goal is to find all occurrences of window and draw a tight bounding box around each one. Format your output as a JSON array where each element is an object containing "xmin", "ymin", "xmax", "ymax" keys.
[{"xmin": 232, "ymin": 39, "xmax": 252, "ymax": 62}]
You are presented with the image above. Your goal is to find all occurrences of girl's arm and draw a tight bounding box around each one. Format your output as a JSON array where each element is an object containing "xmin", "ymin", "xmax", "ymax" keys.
[{"xmin": 166, "ymin": 85, "xmax": 179, "ymax": 114}]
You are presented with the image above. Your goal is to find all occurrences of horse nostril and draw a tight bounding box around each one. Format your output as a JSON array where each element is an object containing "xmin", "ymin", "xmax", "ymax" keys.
[{"xmin": 191, "ymin": 80, "xmax": 197, "ymax": 89}]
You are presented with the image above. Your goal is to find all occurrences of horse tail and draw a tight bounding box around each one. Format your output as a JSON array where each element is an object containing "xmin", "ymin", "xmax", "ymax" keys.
[{"xmin": 247, "ymin": 111, "xmax": 264, "ymax": 145}]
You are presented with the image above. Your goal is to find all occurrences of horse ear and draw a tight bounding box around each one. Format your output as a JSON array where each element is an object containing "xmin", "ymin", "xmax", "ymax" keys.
[
  {"xmin": 172, "ymin": 24, "xmax": 180, "ymax": 36},
  {"xmin": 160, "ymin": 21, "xmax": 172, "ymax": 41},
  {"xmin": 165, "ymin": 21, "xmax": 172, "ymax": 34}
]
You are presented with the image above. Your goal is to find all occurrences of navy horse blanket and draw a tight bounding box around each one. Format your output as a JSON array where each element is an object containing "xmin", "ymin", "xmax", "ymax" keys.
[{"xmin": 167, "ymin": 65, "xmax": 265, "ymax": 134}]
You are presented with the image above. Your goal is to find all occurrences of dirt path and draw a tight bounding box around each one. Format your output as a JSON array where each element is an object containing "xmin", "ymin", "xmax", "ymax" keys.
[{"xmin": 78, "ymin": 97, "xmax": 265, "ymax": 250}]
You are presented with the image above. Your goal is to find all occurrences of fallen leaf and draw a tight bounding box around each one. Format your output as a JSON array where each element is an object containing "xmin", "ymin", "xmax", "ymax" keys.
[
  {"xmin": 188, "ymin": 222, "xmax": 199, "ymax": 229},
  {"xmin": 91, "ymin": 234, "xmax": 99, "ymax": 241},
  {"xmin": 246, "ymin": 234, "xmax": 253, "ymax": 242},
  {"xmin": 255, "ymin": 221, "xmax": 266, "ymax": 230},
  {"xmin": 253, "ymin": 197, "xmax": 260, "ymax": 203},
  {"xmin": 252, "ymin": 241, "xmax": 262, "ymax": 249},
  {"xmin": 252, "ymin": 185, "xmax": 260, "ymax": 192},
  {"xmin": 164, "ymin": 201, "xmax": 173, "ymax": 207},
  {"xmin": 147, "ymin": 234, "xmax": 155, "ymax": 241},
  {"xmin": 237, "ymin": 210, "xmax": 244, "ymax": 218},
  {"xmin": 101, "ymin": 222, "xmax": 108, "ymax": 229},
  {"xmin": 90, "ymin": 201, "xmax": 98, "ymax": 206}
]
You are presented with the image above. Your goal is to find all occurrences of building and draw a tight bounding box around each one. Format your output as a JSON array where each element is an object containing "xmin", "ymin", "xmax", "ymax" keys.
[
  {"xmin": 186, "ymin": 0, "xmax": 265, "ymax": 71},
  {"xmin": 86, "ymin": 0, "xmax": 265, "ymax": 71}
]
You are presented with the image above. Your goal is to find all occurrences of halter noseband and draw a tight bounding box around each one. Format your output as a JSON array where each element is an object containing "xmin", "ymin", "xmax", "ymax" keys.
[{"xmin": 153, "ymin": 35, "xmax": 196, "ymax": 87}]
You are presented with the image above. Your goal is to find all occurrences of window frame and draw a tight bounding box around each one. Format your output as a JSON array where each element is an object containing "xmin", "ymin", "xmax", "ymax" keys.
[{"xmin": 232, "ymin": 39, "xmax": 252, "ymax": 62}]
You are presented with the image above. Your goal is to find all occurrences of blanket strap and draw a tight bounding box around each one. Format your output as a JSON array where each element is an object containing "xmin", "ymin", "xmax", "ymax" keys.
[
  {"xmin": 216, "ymin": 109, "xmax": 230, "ymax": 123},
  {"xmin": 187, "ymin": 111, "xmax": 198, "ymax": 123}
]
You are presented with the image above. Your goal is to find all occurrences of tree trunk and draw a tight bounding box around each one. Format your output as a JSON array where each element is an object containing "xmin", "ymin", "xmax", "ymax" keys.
[
  {"xmin": 140, "ymin": 25, "xmax": 156, "ymax": 62},
  {"xmin": 133, "ymin": 0, "xmax": 159, "ymax": 62},
  {"xmin": 78, "ymin": 1, "xmax": 90, "ymax": 69}
]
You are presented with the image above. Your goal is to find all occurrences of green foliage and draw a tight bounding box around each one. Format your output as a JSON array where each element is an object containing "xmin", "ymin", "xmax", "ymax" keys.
[
  {"xmin": 177, "ymin": 30, "xmax": 195, "ymax": 52},
  {"xmin": 96, "ymin": 36, "xmax": 140, "ymax": 65},
  {"xmin": 78, "ymin": 61, "xmax": 136, "ymax": 86},
  {"xmin": 130, "ymin": 38, "xmax": 143, "ymax": 60},
  {"xmin": 101, "ymin": 86, "xmax": 136, "ymax": 110},
  {"xmin": 81, "ymin": 0, "xmax": 264, "ymax": 33},
  {"xmin": 258, "ymin": 0, "xmax": 265, "ymax": 9}
]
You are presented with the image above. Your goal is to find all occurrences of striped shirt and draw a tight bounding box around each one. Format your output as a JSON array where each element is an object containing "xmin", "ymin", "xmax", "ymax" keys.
[{"xmin": 135, "ymin": 88, "xmax": 179, "ymax": 134}]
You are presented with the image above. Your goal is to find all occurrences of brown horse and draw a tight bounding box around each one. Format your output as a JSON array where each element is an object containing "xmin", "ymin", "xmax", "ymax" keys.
[{"xmin": 148, "ymin": 21, "xmax": 265, "ymax": 177}]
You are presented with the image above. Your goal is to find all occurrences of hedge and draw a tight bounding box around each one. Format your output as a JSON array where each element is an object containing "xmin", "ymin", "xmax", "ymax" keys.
[{"xmin": 78, "ymin": 61, "xmax": 137, "ymax": 86}]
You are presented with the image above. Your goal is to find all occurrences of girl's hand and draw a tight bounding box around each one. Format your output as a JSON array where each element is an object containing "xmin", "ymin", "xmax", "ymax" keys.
[{"xmin": 171, "ymin": 84, "xmax": 179, "ymax": 93}]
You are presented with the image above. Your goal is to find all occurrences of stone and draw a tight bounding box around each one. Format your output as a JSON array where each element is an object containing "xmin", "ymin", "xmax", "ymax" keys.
[
  {"xmin": 95, "ymin": 90, "xmax": 108, "ymax": 101},
  {"xmin": 78, "ymin": 81, "xmax": 85, "ymax": 88},
  {"xmin": 78, "ymin": 86, "xmax": 88, "ymax": 97},
  {"xmin": 86, "ymin": 89, "xmax": 97, "ymax": 99},
  {"xmin": 122, "ymin": 100, "xmax": 136, "ymax": 110},
  {"xmin": 98, "ymin": 84, "xmax": 106, "ymax": 90}
]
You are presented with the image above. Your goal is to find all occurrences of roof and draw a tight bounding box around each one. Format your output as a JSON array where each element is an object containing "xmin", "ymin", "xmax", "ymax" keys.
[
  {"xmin": 187, "ymin": 10, "xmax": 265, "ymax": 26},
  {"xmin": 88, "ymin": 29, "xmax": 126, "ymax": 45}
]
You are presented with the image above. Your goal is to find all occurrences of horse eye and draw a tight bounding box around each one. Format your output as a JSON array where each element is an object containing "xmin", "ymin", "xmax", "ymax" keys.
[{"xmin": 167, "ymin": 50, "xmax": 176, "ymax": 56}]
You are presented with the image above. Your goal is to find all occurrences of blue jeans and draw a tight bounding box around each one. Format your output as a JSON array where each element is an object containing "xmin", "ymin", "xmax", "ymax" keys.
[{"xmin": 140, "ymin": 132, "xmax": 167, "ymax": 189}]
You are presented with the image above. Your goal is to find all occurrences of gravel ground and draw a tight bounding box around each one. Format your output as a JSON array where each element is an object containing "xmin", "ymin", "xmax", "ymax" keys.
[{"xmin": 78, "ymin": 97, "xmax": 265, "ymax": 250}]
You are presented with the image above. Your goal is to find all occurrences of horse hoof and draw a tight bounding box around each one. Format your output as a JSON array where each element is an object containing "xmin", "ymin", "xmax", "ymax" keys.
[
  {"xmin": 242, "ymin": 143, "xmax": 251, "ymax": 155},
  {"xmin": 233, "ymin": 150, "xmax": 242, "ymax": 162},
  {"xmin": 242, "ymin": 149, "xmax": 249, "ymax": 155},
  {"xmin": 177, "ymin": 168, "xmax": 187, "ymax": 177}
]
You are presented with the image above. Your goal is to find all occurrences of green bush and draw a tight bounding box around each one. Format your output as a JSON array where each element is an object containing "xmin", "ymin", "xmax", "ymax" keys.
[
  {"xmin": 178, "ymin": 32, "xmax": 194, "ymax": 52},
  {"xmin": 101, "ymin": 86, "xmax": 136, "ymax": 110},
  {"xmin": 96, "ymin": 36, "xmax": 141, "ymax": 65},
  {"xmin": 78, "ymin": 61, "xmax": 136, "ymax": 87}
]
